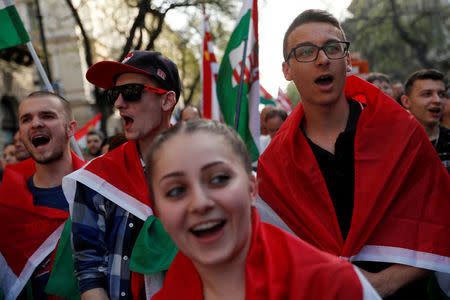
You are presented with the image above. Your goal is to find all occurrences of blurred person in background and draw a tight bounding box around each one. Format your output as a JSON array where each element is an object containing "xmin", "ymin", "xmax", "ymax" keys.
[
  {"xmin": 440, "ymin": 86, "xmax": 450, "ymax": 129},
  {"xmin": 84, "ymin": 129, "xmax": 105, "ymax": 160},
  {"xmin": 260, "ymin": 108, "xmax": 288, "ymax": 153},
  {"xmin": 366, "ymin": 72, "xmax": 393, "ymax": 98},
  {"xmin": 401, "ymin": 69, "xmax": 449, "ymax": 172},
  {"xmin": 2, "ymin": 143, "xmax": 17, "ymax": 166},
  {"xmin": 14, "ymin": 130, "xmax": 31, "ymax": 161},
  {"xmin": 180, "ymin": 105, "xmax": 201, "ymax": 121},
  {"xmin": 391, "ymin": 81, "xmax": 404, "ymax": 105}
]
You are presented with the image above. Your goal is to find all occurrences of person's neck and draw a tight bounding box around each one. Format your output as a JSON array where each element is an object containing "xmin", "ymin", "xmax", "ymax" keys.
[
  {"xmin": 302, "ymin": 96, "xmax": 350, "ymax": 154},
  {"xmin": 33, "ymin": 149, "xmax": 73, "ymax": 188},
  {"xmin": 423, "ymin": 123, "xmax": 440, "ymax": 141},
  {"xmin": 137, "ymin": 118, "xmax": 171, "ymax": 156}
]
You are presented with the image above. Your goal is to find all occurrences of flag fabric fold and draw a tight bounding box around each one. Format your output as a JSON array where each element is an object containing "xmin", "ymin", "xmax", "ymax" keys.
[
  {"xmin": 74, "ymin": 113, "xmax": 102, "ymax": 151},
  {"xmin": 258, "ymin": 75, "xmax": 450, "ymax": 271},
  {"xmin": 152, "ymin": 209, "xmax": 380, "ymax": 300},
  {"xmin": 216, "ymin": 0, "xmax": 260, "ymax": 161},
  {"xmin": 259, "ymin": 85, "xmax": 276, "ymax": 106},
  {"xmin": 276, "ymin": 88, "xmax": 293, "ymax": 113},
  {"xmin": 0, "ymin": 0, "xmax": 30, "ymax": 50},
  {"xmin": 0, "ymin": 153, "xmax": 84, "ymax": 300},
  {"xmin": 201, "ymin": 12, "xmax": 220, "ymax": 120},
  {"xmin": 63, "ymin": 140, "xmax": 153, "ymax": 220}
]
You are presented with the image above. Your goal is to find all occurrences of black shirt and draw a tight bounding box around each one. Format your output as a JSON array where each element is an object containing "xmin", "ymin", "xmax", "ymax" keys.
[
  {"xmin": 304, "ymin": 98, "xmax": 363, "ymax": 241},
  {"xmin": 431, "ymin": 125, "xmax": 450, "ymax": 173}
]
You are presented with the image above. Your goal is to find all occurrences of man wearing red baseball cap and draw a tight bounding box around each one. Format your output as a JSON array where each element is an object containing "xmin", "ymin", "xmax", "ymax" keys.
[{"xmin": 63, "ymin": 51, "xmax": 181, "ymax": 299}]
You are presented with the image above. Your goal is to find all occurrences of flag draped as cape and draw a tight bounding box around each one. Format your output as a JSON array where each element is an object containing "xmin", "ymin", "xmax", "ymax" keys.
[
  {"xmin": 63, "ymin": 140, "xmax": 153, "ymax": 219},
  {"xmin": 258, "ymin": 75, "xmax": 450, "ymax": 272},
  {"xmin": 152, "ymin": 209, "xmax": 379, "ymax": 300},
  {"xmin": 0, "ymin": 153, "xmax": 84, "ymax": 300}
]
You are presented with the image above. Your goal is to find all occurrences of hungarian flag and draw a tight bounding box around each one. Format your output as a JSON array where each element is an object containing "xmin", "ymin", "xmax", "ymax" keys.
[
  {"xmin": 260, "ymin": 85, "xmax": 276, "ymax": 106},
  {"xmin": 276, "ymin": 88, "xmax": 293, "ymax": 113},
  {"xmin": 217, "ymin": 0, "xmax": 260, "ymax": 161},
  {"xmin": 74, "ymin": 113, "xmax": 102, "ymax": 150},
  {"xmin": 201, "ymin": 11, "xmax": 220, "ymax": 120},
  {"xmin": 0, "ymin": 0, "xmax": 30, "ymax": 50},
  {"xmin": 0, "ymin": 154, "xmax": 84, "ymax": 300}
]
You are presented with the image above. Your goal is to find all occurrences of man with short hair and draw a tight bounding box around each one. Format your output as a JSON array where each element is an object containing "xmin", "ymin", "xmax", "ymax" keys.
[
  {"xmin": 366, "ymin": 72, "xmax": 393, "ymax": 98},
  {"xmin": 401, "ymin": 69, "xmax": 449, "ymax": 172},
  {"xmin": 391, "ymin": 80, "xmax": 404, "ymax": 104},
  {"xmin": 2, "ymin": 143, "xmax": 17, "ymax": 166},
  {"xmin": 84, "ymin": 129, "xmax": 105, "ymax": 160},
  {"xmin": 260, "ymin": 108, "xmax": 288, "ymax": 153},
  {"xmin": 14, "ymin": 130, "xmax": 31, "ymax": 161},
  {"xmin": 63, "ymin": 51, "xmax": 181, "ymax": 299},
  {"xmin": 180, "ymin": 105, "xmax": 201, "ymax": 121},
  {"xmin": 257, "ymin": 9, "xmax": 450, "ymax": 299},
  {"xmin": 0, "ymin": 91, "xmax": 84, "ymax": 299}
]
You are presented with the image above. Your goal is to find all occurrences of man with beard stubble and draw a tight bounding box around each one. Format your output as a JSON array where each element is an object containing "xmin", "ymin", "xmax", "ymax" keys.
[{"xmin": 0, "ymin": 92, "xmax": 84, "ymax": 300}]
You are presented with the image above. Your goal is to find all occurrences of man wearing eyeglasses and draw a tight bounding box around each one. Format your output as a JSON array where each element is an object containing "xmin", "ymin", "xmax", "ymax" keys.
[
  {"xmin": 257, "ymin": 9, "xmax": 450, "ymax": 299},
  {"xmin": 63, "ymin": 51, "xmax": 181, "ymax": 300}
]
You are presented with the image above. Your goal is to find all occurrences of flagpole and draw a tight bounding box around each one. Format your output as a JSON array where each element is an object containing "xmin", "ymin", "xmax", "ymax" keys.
[
  {"xmin": 26, "ymin": 41, "xmax": 84, "ymax": 159},
  {"xmin": 234, "ymin": 37, "xmax": 248, "ymax": 131},
  {"xmin": 26, "ymin": 42, "xmax": 53, "ymax": 92}
]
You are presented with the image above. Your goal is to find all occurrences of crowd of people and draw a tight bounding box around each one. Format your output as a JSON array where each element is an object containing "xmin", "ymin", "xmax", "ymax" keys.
[{"xmin": 0, "ymin": 8, "xmax": 449, "ymax": 300}]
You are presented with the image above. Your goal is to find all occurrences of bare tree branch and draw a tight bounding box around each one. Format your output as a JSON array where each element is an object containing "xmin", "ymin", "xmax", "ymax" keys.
[{"xmin": 389, "ymin": 0, "xmax": 432, "ymax": 68}]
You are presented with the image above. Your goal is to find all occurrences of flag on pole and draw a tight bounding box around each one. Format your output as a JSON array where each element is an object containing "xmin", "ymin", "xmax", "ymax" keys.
[
  {"xmin": 0, "ymin": 0, "xmax": 30, "ymax": 50},
  {"xmin": 260, "ymin": 85, "xmax": 276, "ymax": 106},
  {"xmin": 217, "ymin": 0, "xmax": 260, "ymax": 161},
  {"xmin": 74, "ymin": 113, "xmax": 102, "ymax": 150},
  {"xmin": 201, "ymin": 11, "xmax": 220, "ymax": 120},
  {"xmin": 276, "ymin": 88, "xmax": 293, "ymax": 113}
]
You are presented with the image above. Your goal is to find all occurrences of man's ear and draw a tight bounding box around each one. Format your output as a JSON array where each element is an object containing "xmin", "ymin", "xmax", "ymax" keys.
[
  {"xmin": 162, "ymin": 92, "xmax": 176, "ymax": 112},
  {"xmin": 282, "ymin": 61, "xmax": 293, "ymax": 81},
  {"xmin": 249, "ymin": 174, "xmax": 258, "ymax": 204},
  {"xmin": 67, "ymin": 120, "xmax": 77, "ymax": 137},
  {"xmin": 346, "ymin": 52, "xmax": 352, "ymax": 73},
  {"xmin": 401, "ymin": 95, "xmax": 410, "ymax": 109}
]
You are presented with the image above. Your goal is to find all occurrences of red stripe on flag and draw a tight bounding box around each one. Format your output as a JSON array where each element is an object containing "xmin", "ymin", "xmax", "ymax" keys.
[
  {"xmin": 277, "ymin": 88, "xmax": 293, "ymax": 113},
  {"xmin": 74, "ymin": 113, "xmax": 102, "ymax": 141},
  {"xmin": 202, "ymin": 13, "xmax": 220, "ymax": 120},
  {"xmin": 260, "ymin": 85, "xmax": 273, "ymax": 99}
]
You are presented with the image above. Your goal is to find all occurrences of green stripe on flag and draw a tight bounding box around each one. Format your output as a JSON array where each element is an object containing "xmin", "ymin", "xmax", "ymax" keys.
[
  {"xmin": 0, "ymin": 2, "xmax": 30, "ymax": 50},
  {"xmin": 217, "ymin": 4, "xmax": 260, "ymax": 162},
  {"xmin": 260, "ymin": 97, "xmax": 276, "ymax": 106}
]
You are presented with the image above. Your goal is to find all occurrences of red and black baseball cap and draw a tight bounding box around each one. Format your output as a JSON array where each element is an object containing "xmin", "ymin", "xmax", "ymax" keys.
[{"xmin": 86, "ymin": 50, "xmax": 181, "ymax": 100}]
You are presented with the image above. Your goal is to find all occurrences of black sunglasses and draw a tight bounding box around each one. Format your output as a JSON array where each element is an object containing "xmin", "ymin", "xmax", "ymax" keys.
[{"xmin": 104, "ymin": 83, "xmax": 168, "ymax": 105}]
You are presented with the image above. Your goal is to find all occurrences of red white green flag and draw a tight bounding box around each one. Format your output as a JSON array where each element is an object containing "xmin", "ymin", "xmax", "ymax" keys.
[
  {"xmin": 260, "ymin": 85, "xmax": 276, "ymax": 106},
  {"xmin": 0, "ymin": 0, "xmax": 30, "ymax": 50},
  {"xmin": 201, "ymin": 11, "xmax": 220, "ymax": 120},
  {"xmin": 277, "ymin": 88, "xmax": 293, "ymax": 113},
  {"xmin": 74, "ymin": 113, "xmax": 102, "ymax": 150},
  {"xmin": 217, "ymin": 0, "xmax": 260, "ymax": 161}
]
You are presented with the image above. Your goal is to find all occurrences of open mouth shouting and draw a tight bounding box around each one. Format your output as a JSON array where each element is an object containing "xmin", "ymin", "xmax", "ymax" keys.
[
  {"xmin": 190, "ymin": 220, "xmax": 227, "ymax": 242},
  {"xmin": 31, "ymin": 134, "xmax": 51, "ymax": 148},
  {"xmin": 429, "ymin": 107, "xmax": 442, "ymax": 118},
  {"xmin": 314, "ymin": 74, "xmax": 334, "ymax": 92},
  {"xmin": 315, "ymin": 74, "xmax": 334, "ymax": 85},
  {"xmin": 121, "ymin": 114, "xmax": 134, "ymax": 131}
]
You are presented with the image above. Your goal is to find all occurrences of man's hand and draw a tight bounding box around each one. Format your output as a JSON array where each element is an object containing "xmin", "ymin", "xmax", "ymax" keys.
[
  {"xmin": 81, "ymin": 288, "xmax": 109, "ymax": 300},
  {"xmin": 358, "ymin": 264, "xmax": 430, "ymax": 298}
]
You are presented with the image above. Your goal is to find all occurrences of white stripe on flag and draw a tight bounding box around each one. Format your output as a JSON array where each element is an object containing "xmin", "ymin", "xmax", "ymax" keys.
[{"xmin": 0, "ymin": 0, "xmax": 14, "ymax": 10}]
